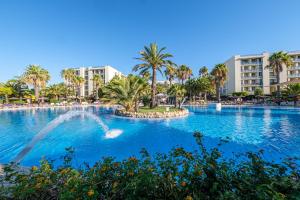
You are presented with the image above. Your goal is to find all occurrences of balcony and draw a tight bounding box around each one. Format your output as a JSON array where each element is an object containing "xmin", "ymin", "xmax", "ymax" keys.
[
  {"xmin": 241, "ymin": 61, "xmax": 262, "ymax": 66},
  {"xmin": 288, "ymin": 74, "xmax": 300, "ymax": 78},
  {"xmin": 241, "ymin": 69, "xmax": 261, "ymax": 72},
  {"xmin": 289, "ymin": 66, "xmax": 300, "ymax": 70}
]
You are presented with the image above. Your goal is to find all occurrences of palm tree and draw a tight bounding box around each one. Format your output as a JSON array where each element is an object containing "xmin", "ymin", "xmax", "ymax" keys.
[
  {"xmin": 73, "ymin": 76, "xmax": 85, "ymax": 103},
  {"xmin": 282, "ymin": 83, "xmax": 300, "ymax": 106},
  {"xmin": 102, "ymin": 75, "xmax": 148, "ymax": 112},
  {"xmin": 61, "ymin": 69, "xmax": 76, "ymax": 98},
  {"xmin": 0, "ymin": 83, "xmax": 13, "ymax": 104},
  {"xmin": 133, "ymin": 43, "xmax": 173, "ymax": 108},
  {"xmin": 167, "ymin": 84, "xmax": 186, "ymax": 108},
  {"xmin": 6, "ymin": 77, "xmax": 28, "ymax": 101},
  {"xmin": 61, "ymin": 69, "xmax": 76, "ymax": 85},
  {"xmin": 177, "ymin": 65, "xmax": 193, "ymax": 85},
  {"xmin": 22, "ymin": 65, "xmax": 50, "ymax": 103},
  {"xmin": 211, "ymin": 64, "xmax": 228, "ymax": 103},
  {"xmin": 46, "ymin": 83, "xmax": 66, "ymax": 101},
  {"xmin": 265, "ymin": 51, "xmax": 293, "ymax": 98},
  {"xmin": 199, "ymin": 66, "xmax": 208, "ymax": 77},
  {"xmin": 91, "ymin": 74, "xmax": 103, "ymax": 100},
  {"xmin": 165, "ymin": 63, "xmax": 177, "ymax": 87}
]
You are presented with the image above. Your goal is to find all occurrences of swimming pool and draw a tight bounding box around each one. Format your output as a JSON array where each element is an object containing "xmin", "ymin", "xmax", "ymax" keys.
[{"xmin": 0, "ymin": 105, "xmax": 299, "ymax": 166}]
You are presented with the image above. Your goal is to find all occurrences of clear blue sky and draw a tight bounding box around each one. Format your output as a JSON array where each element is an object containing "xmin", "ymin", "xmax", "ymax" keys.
[{"xmin": 1, "ymin": 0, "xmax": 300, "ymax": 84}]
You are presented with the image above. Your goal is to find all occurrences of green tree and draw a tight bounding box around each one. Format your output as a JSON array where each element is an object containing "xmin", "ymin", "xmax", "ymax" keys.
[
  {"xmin": 165, "ymin": 63, "xmax": 177, "ymax": 86},
  {"xmin": 167, "ymin": 84, "xmax": 186, "ymax": 108},
  {"xmin": 45, "ymin": 83, "xmax": 67, "ymax": 101},
  {"xmin": 0, "ymin": 84, "xmax": 13, "ymax": 103},
  {"xmin": 22, "ymin": 65, "xmax": 50, "ymax": 103},
  {"xmin": 102, "ymin": 75, "xmax": 148, "ymax": 112},
  {"xmin": 199, "ymin": 66, "xmax": 208, "ymax": 77},
  {"xmin": 73, "ymin": 76, "xmax": 85, "ymax": 103},
  {"xmin": 61, "ymin": 69, "xmax": 76, "ymax": 99},
  {"xmin": 282, "ymin": 83, "xmax": 300, "ymax": 106},
  {"xmin": 197, "ymin": 76, "xmax": 214, "ymax": 101},
  {"xmin": 133, "ymin": 43, "xmax": 173, "ymax": 108},
  {"xmin": 6, "ymin": 77, "xmax": 28, "ymax": 100},
  {"xmin": 254, "ymin": 88, "xmax": 263, "ymax": 97},
  {"xmin": 211, "ymin": 64, "xmax": 228, "ymax": 103},
  {"xmin": 91, "ymin": 74, "xmax": 103, "ymax": 100},
  {"xmin": 265, "ymin": 51, "xmax": 293, "ymax": 98},
  {"xmin": 177, "ymin": 65, "xmax": 193, "ymax": 85}
]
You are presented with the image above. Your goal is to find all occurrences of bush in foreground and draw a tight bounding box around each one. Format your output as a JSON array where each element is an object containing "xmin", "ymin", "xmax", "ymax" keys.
[{"xmin": 0, "ymin": 132, "xmax": 299, "ymax": 200}]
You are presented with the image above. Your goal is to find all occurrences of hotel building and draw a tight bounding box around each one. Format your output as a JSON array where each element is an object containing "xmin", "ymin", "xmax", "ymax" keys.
[
  {"xmin": 223, "ymin": 51, "xmax": 300, "ymax": 95},
  {"xmin": 64, "ymin": 65, "xmax": 123, "ymax": 97}
]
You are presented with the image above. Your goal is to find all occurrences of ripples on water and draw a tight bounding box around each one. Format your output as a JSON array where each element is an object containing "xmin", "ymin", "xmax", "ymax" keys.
[{"xmin": 0, "ymin": 106, "xmax": 299, "ymax": 166}]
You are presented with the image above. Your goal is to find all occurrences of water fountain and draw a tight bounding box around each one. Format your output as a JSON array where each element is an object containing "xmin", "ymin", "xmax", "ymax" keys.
[{"xmin": 12, "ymin": 110, "xmax": 123, "ymax": 163}]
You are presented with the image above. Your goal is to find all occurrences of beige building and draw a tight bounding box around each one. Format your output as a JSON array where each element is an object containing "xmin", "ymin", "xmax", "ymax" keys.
[
  {"xmin": 223, "ymin": 51, "xmax": 300, "ymax": 95},
  {"xmin": 65, "ymin": 65, "xmax": 123, "ymax": 97}
]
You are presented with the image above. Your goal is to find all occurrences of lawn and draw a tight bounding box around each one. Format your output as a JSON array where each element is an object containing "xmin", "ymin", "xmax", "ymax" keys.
[{"xmin": 138, "ymin": 106, "xmax": 181, "ymax": 113}]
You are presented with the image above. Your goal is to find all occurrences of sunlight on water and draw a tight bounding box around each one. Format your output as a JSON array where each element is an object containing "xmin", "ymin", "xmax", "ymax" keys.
[
  {"xmin": 12, "ymin": 110, "xmax": 114, "ymax": 163},
  {"xmin": 105, "ymin": 129, "xmax": 123, "ymax": 139}
]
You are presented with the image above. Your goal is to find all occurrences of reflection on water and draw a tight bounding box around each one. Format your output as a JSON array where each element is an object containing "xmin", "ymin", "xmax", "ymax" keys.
[{"xmin": 0, "ymin": 105, "xmax": 299, "ymax": 166}]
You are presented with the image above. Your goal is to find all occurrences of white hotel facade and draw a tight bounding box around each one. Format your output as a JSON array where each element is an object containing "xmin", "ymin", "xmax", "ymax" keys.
[
  {"xmin": 223, "ymin": 51, "xmax": 300, "ymax": 95},
  {"xmin": 65, "ymin": 65, "xmax": 123, "ymax": 97}
]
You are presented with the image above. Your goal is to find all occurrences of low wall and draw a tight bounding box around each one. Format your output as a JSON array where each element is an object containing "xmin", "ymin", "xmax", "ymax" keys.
[{"xmin": 115, "ymin": 108, "xmax": 189, "ymax": 119}]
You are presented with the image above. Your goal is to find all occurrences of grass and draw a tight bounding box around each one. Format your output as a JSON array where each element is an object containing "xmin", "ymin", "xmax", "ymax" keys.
[{"xmin": 138, "ymin": 106, "xmax": 181, "ymax": 113}]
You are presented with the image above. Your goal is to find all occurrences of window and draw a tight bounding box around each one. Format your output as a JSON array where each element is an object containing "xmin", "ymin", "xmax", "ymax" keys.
[{"xmin": 259, "ymin": 72, "xmax": 262, "ymax": 77}]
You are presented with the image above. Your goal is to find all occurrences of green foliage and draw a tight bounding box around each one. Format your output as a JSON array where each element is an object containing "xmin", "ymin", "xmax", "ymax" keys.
[
  {"xmin": 168, "ymin": 84, "xmax": 186, "ymax": 108},
  {"xmin": 1, "ymin": 132, "xmax": 299, "ymax": 199},
  {"xmin": 21, "ymin": 65, "xmax": 50, "ymax": 102},
  {"xmin": 232, "ymin": 91, "xmax": 249, "ymax": 97},
  {"xmin": 283, "ymin": 83, "xmax": 300, "ymax": 97},
  {"xmin": 102, "ymin": 75, "xmax": 148, "ymax": 111},
  {"xmin": 177, "ymin": 65, "xmax": 193, "ymax": 84},
  {"xmin": 133, "ymin": 43, "xmax": 173, "ymax": 108},
  {"xmin": 254, "ymin": 88, "xmax": 264, "ymax": 96}
]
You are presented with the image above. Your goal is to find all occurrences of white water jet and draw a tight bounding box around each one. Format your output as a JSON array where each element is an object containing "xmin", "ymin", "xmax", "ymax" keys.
[
  {"xmin": 12, "ymin": 111, "xmax": 123, "ymax": 163},
  {"xmin": 216, "ymin": 103, "xmax": 222, "ymax": 111}
]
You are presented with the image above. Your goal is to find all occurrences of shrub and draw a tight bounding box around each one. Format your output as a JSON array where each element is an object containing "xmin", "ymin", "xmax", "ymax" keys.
[{"xmin": 0, "ymin": 132, "xmax": 299, "ymax": 199}]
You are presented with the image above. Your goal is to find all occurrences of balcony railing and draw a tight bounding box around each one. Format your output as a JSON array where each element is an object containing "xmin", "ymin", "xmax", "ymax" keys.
[
  {"xmin": 288, "ymin": 74, "xmax": 300, "ymax": 78},
  {"xmin": 241, "ymin": 69, "xmax": 262, "ymax": 72},
  {"xmin": 241, "ymin": 62, "xmax": 262, "ymax": 66},
  {"xmin": 289, "ymin": 66, "xmax": 300, "ymax": 70}
]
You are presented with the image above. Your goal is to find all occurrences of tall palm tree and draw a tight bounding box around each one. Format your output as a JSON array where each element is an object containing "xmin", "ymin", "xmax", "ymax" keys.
[
  {"xmin": 91, "ymin": 74, "xmax": 103, "ymax": 100},
  {"xmin": 22, "ymin": 65, "xmax": 50, "ymax": 103},
  {"xmin": 165, "ymin": 63, "xmax": 177, "ymax": 87},
  {"xmin": 102, "ymin": 75, "xmax": 148, "ymax": 112},
  {"xmin": 177, "ymin": 65, "xmax": 193, "ymax": 85},
  {"xmin": 265, "ymin": 51, "xmax": 293, "ymax": 98},
  {"xmin": 61, "ymin": 69, "xmax": 76, "ymax": 98},
  {"xmin": 133, "ymin": 43, "xmax": 173, "ymax": 108},
  {"xmin": 211, "ymin": 63, "xmax": 228, "ymax": 103},
  {"xmin": 73, "ymin": 76, "xmax": 85, "ymax": 103},
  {"xmin": 199, "ymin": 66, "xmax": 208, "ymax": 77}
]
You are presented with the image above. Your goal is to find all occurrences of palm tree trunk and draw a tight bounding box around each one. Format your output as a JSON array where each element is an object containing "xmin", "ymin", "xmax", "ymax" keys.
[
  {"xmin": 276, "ymin": 73, "xmax": 281, "ymax": 105},
  {"xmin": 216, "ymin": 82, "xmax": 220, "ymax": 103},
  {"xmin": 135, "ymin": 99, "xmax": 139, "ymax": 112},
  {"xmin": 34, "ymin": 84, "xmax": 39, "ymax": 103},
  {"xmin": 204, "ymin": 92, "xmax": 207, "ymax": 102},
  {"xmin": 150, "ymin": 67, "xmax": 157, "ymax": 108},
  {"xmin": 95, "ymin": 86, "xmax": 99, "ymax": 100},
  {"xmin": 5, "ymin": 94, "xmax": 9, "ymax": 104}
]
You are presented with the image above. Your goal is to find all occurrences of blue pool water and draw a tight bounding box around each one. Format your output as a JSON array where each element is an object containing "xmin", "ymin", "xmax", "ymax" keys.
[{"xmin": 0, "ymin": 105, "xmax": 299, "ymax": 166}]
